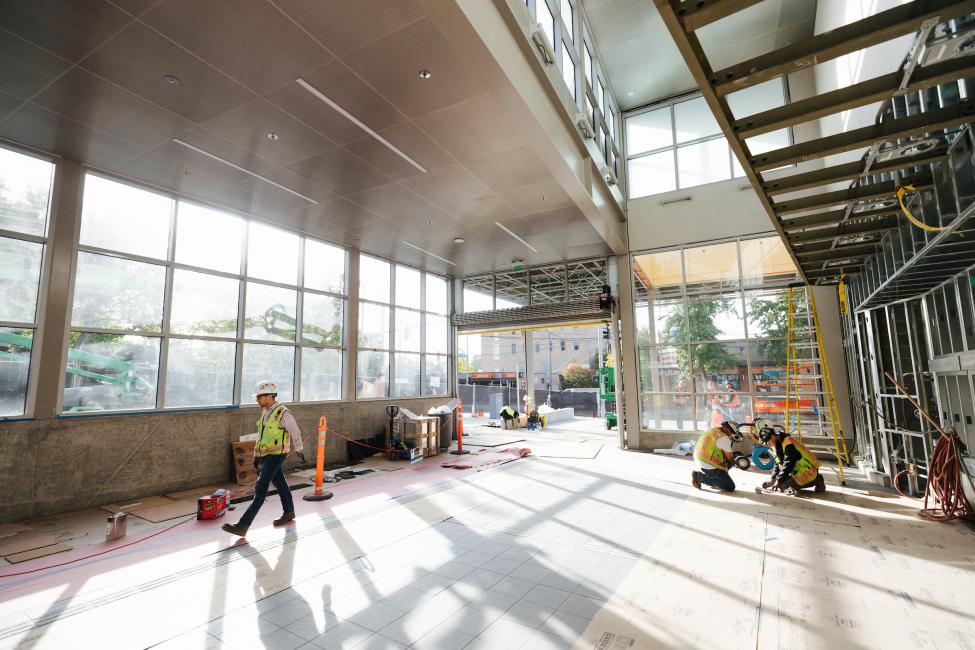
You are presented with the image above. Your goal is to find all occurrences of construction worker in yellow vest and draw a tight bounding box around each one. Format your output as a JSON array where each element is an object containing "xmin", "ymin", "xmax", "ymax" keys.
[
  {"xmin": 223, "ymin": 381, "xmax": 305, "ymax": 537},
  {"xmin": 691, "ymin": 420, "xmax": 743, "ymax": 492},
  {"xmin": 757, "ymin": 424, "xmax": 826, "ymax": 495}
]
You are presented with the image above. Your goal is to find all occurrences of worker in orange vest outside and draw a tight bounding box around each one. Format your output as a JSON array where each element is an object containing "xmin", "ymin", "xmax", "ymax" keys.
[
  {"xmin": 757, "ymin": 423, "xmax": 826, "ymax": 495},
  {"xmin": 690, "ymin": 420, "xmax": 743, "ymax": 492}
]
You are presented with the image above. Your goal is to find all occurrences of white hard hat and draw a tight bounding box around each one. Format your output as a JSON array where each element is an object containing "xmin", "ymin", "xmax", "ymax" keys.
[{"xmin": 255, "ymin": 381, "xmax": 278, "ymax": 396}]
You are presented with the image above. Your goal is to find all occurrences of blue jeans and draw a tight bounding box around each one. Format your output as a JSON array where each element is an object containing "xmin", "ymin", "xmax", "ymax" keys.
[
  {"xmin": 695, "ymin": 467, "xmax": 736, "ymax": 492},
  {"xmin": 238, "ymin": 453, "xmax": 294, "ymax": 528}
]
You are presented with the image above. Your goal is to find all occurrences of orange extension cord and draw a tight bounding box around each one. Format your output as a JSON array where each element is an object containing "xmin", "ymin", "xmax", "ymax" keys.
[{"xmin": 918, "ymin": 432, "xmax": 973, "ymax": 522}]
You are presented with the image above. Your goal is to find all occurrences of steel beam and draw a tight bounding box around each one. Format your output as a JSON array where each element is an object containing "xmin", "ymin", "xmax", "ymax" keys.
[
  {"xmin": 752, "ymin": 101, "xmax": 975, "ymax": 172},
  {"xmin": 763, "ymin": 147, "xmax": 948, "ymax": 195},
  {"xmin": 781, "ymin": 206, "xmax": 899, "ymax": 230},
  {"xmin": 788, "ymin": 218, "xmax": 900, "ymax": 244},
  {"xmin": 676, "ymin": 0, "xmax": 764, "ymax": 31},
  {"xmin": 772, "ymin": 178, "xmax": 929, "ymax": 215},
  {"xmin": 710, "ymin": 0, "xmax": 975, "ymax": 96},
  {"xmin": 652, "ymin": 0, "xmax": 808, "ymax": 281},
  {"xmin": 796, "ymin": 244, "xmax": 879, "ymax": 261},
  {"xmin": 735, "ymin": 57, "xmax": 975, "ymax": 138},
  {"xmin": 807, "ymin": 266, "xmax": 863, "ymax": 280}
]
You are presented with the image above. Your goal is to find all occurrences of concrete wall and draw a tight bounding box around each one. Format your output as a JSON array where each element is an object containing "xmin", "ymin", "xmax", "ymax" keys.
[{"xmin": 0, "ymin": 397, "xmax": 446, "ymax": 523}]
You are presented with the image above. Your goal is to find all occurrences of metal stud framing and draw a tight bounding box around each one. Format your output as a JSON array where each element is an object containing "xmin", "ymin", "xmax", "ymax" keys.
[{"xmin": 654, "ymin": 0, "xmax": 975, "ymax": 288}]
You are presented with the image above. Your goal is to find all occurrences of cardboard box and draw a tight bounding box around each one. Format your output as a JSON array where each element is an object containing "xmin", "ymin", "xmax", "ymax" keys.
[{"xmin": 427, "ymin": 432, "xmax": 439, "ymax": 456}]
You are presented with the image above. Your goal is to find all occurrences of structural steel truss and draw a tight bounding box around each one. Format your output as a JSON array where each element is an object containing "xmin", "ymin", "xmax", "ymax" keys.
[{"xmin": 654, "ymin": 0, "xmax": 975, "ymax": 293}]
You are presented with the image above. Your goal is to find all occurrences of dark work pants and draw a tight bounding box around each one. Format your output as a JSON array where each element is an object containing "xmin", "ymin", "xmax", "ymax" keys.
[
  {"xmin": 238, "ymin": 453, "xmax": 293, "ymax": 528},
  {"xmin": 694, "ymin": 467, "xmax": 736, "ymax": 492}
]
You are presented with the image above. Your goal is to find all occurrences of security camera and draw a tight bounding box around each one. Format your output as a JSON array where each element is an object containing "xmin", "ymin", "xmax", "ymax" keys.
[{"xmin": 575, "ymin": 113, "xmax": 595, "ymax": 139}]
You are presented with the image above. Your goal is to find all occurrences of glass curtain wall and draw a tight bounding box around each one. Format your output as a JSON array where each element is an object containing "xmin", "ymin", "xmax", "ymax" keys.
[
  {"xmin": 633, "ymin": 235, "xmax": 800, "ymax": 431},
  {"xmin": 64, "ymin": 172, "xmax": 348, "ymax": 412},
  {"xmin": 625, "ymin": 79, "xmax": 790, "ymax": 199},
  {"xmin": 0, "ymin": 146, "xmax": 55, "ymax": 416},
  {"xmin": 357, "ymin": 256, "xmax": 450, "ymax": 399}
]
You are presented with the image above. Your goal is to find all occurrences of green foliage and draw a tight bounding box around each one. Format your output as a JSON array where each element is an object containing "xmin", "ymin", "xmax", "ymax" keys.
[
  {"xmin": 747, "ymin": 294, "xmax": 789, "ymax": 364},
  {"xmin": 662, "ymin": 297, "xmax": 739, "ymax": 379},
  {"xmin": 562, "ymin": 363, "xmax": 597, "ymax": 388}
]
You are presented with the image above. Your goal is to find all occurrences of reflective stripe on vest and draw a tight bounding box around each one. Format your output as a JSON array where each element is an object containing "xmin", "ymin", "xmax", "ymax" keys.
[
  {"xmin": 694, "ymin": 427, "xmax": 728, "ymax": 470},
  {"xmin": 780, "ymin": 435, "xmax": 820, "ymax": 486},
  {"xmin": 256, "ymin": 404, "xmax": 290, "ymax": 457}
]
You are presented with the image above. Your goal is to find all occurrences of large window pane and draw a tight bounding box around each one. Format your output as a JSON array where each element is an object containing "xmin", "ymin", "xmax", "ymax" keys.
[
  {"xmin": 394, "ymin": 352, "xmax": 421, "ymax": 397},
  {"xmin": 359, "ymin": 256, "xmax": 390, "ymax": 303},
  {"xmin": 302, "ymin": 293, "xmax": 343, "ymax": 346},
  {"xmin": 632, "ymin": 249, "xmax": 683, "ymax": 301},
  {"xmin": 538, "ymin": 0, "xmax": 555, "ymax": 49},
  {"xmin": 726, "ymin": 79, "xmax": 786, "ymax": 118},
  {"xmin": 301, "ymin": 347, "xmax": 342, "ymax": 401},
  {"xmin": 628, "ymin": 151, "xmax": 676, "ymax": 199},
  {"xmin": 357, "ymin": 350, "xmax": 388, "ymax": 398},
  {"xmin": 627, "ymin": 108, "xmax": 672, "ymax": 155},
  {"xmin": 247, "ymin": 222, "xmax": 299, "ymax": 285},
  {"xmin": 639, "ymin": 346, "xmax": 686, "ymax": 392},
  {"xmin": 395, "ymin": 265, "xmax": 422, "ymax": 309},
  {"xmin": 174, "ymin": 202, "xmax": 243, "ymax": 274},
  {"xmin": 72, "ymin": 252, "xmax": 165, "ymax": 332},
  {"xmin": 561, "ymin": 0, "xmax": 573, "ymax": 39},
  {"xmin": 495, "ymin": 271, "xmax": 529, "ymax": 308},
  {"xmin": 562, "ymin": 42, "xmax": 575, "ymax": 98},
  {"xmin": 745, "ymin": 128, "xmax": 790, "ymax": 156},
  {"xmin": 748, "ymin": 341, "xmax": 790, "ymax": 395},
  {"xmin": 241, "ymin": 343, "xmax": 294, "ymax": 403},
  {"xmin": 164, "ymin": 339, "xmax": 235, "ymax": 407},
  {"xmin": 63, "ymin": 333, "xmax": 160, "ymax": 412},
  {"xmin": 641, "ymin": 393, "xmax": 695, "ymax": 431},
  {"xmin": 584, "ymin": 43, "xmax": 593, "ymax": 87},
  {"xmin": 426, "ymin": 274, "xmax": 448, "ymax": 314},
  {"xmin": 0, "ymin": 328, "xmax": 32, "ymax": 415},
  {"xmin": 170, "ymin": 270, "xmax": 239, "ymax": 338},
  {"xmin": 396, "ymin": 308, "xmax": 422, "ymax": 352},
  {"xmin": 740, "ymin": 236, "xmax": 798, "ymax": 287},
  {"xmin": 677, "ymin": 139, "xmax": 730, "ymax": 188},
  {"xmin": 691, "ymin": 342, "xmax": 746, "ymax": 395},
  {"xmin": 425, "ymin": 354, "xmax": 448, "ymax": 396},
  {"xmin": 683, "ymin": 241, "xmax": 739, "ymax": 293},
  {"xmin": 686, "ymin": 293, "xmax": 745, "ymax": 341},
  {"xmin": 80, "ymin": 174, "xmax": 172, "ymax": 259},
  {"xmin": 358, "ymin": 302, "xmax": 390, "ymax": 348},
  {"xmin": 426, "ymin": 314, "xmax": 449, "ymax": 354},
  {"xmin": 0, "ymin": 237, "xmax": 42, "ymax": 323},
  {"xmin": 463, "ymin": 276, "xmax": 493, "ymax": 312},
  {"xmin": 674, "ymin": 97, "xmax": 720, "ymax": 143},
  {"xmin": 244, "ymin": 283, "xmax": 296, "ymax": 341},
  {"xmin": 305, "ymin": 239, "xmax": 345, "ymax": 294},
  {"xmin": 0, "ymin": 147, "xmax": 53, "ymax": 237},
  {"xmin": 746, "ymin": 289, "xmax": 788, "ymax": 338}
]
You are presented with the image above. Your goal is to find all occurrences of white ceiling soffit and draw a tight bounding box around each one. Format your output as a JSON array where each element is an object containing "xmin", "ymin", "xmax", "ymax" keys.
[{"xmin": 584, "ymin": 0, "xmax": 818, "ymax": 111}]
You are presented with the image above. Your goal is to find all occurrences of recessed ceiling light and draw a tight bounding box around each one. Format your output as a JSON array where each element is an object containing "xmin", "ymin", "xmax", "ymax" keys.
[
  {"xmin": 164, "ymin": 74, "xmax": 180, "ymax": 86},
  {"xmin": 418, "ymin": 69, "xmax": 432, "ymax": 79},
  {"xmin": 627, "ymin": 91, "xmax": 634, "ymax": 97},
  {"xmin": 426, "ymin": 220, "xmax": 435, "ymax": 226},
  {"xmin": 454, "ymin": 237, "xmax": 465, "ymax": 244},
  {"xmin": 266, "ymin": 132, "xmax": 279, "ymax": 141}
]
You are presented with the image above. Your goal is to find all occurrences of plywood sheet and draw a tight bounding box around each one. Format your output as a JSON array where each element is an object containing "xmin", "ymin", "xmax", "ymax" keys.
[
  {"xmin": 166, "ymin": 486, "xmax": 223, "ymax": 500},
  {"xmin": 5, "ymin": 543, "xmax": 71, "ymax": 564},
  {"xmin": 0, "ymin": 534, "xmax": 60, "ymax": 557},
  {"xmin": 131, "ymin": 500, "xmax": 199, "ymax": 523},
  {"xmin": 460, "ymin": 436, "xmax": 525, "ymax": 447},
  {"xmin": 99, "ymin": 496, "xmax": 176, "ymax": 514}
]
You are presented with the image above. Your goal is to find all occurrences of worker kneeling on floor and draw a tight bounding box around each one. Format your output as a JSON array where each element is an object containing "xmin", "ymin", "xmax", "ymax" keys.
[
  {"xmin": 691, "ymin": 420, "xmax": 743, "ymax": 492},
  {"xmin": 223, "ymin": 381, "xmax": 306, "ymax": 537},
  {"xmin": 757, "ymin": 424, "xmax": 826, "ymax": 495}
]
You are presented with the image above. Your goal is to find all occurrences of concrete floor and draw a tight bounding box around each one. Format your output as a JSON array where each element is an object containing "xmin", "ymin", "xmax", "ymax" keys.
[{"xmin": 1, "ymin": 423, "xmax": 973, "ymax": 649}]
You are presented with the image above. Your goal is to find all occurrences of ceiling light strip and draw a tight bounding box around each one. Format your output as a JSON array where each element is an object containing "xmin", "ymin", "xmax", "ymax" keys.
[
  {"xmin": 296, "ymin": 78, "xmax": 428, "ymax": 174},
  {"xmin": 171, "ymin": 139, "xmax": 319, "ymax": 204},
  {"xmin": 402, "ymin": 241, "xmax": 456, "ymax": 265},
  {"xmin": 494, "ymin": 221, "xmax": 539, "ymax": 253}
]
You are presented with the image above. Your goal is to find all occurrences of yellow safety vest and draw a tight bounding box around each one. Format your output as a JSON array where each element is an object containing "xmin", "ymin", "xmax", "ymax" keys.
[
  {"xmin": 256, "ymin": 404, "xmax": 290, "ymax": 457},
  {"xmin": 500, "ymin": 406, "xmax": 516, "ymax": 418},
  {"xmin": 694, "ymin": 427, "xmax": 728, "ymax": 471},
  {"xmin": 777, "ymin": 435, "xmax": 820, "ymax": 486}
]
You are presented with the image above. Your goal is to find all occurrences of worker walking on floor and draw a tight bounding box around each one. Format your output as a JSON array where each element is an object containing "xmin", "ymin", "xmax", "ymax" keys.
[
  {"xmin": 757, "ymin": 424, "xmax": 826, "ymax": 495},
  {"xmin": 690, "ymin": 420, "xmax": 743, "ymax": 492},
  {"xmin": 223, "ymin": 381, "xmax": 305, "ymax": 537}
]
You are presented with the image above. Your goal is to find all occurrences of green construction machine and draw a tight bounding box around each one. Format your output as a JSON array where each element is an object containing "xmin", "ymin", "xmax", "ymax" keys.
[{"xmin": 598, "ymin": 367, "xmax": 617, "ymax": 430}]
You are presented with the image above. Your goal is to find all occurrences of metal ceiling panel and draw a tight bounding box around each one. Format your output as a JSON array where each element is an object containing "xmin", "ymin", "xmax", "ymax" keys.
[
  {"xmin": 342, "ymin": 121, "xmax": 452, "ymax": 181},
  {"xmin": 80, "ymin": 23, "xmax": 256, "ymax": 124},
  {"xmin": 286, "ymin": 146, "xmax": 391, "ymax": 196},
  {"xmin": 273, "ymin": 0, "xmax": 425, "ymax": 57},
  {"xmin": 462, "ymin": 145, "xmax": 552, "ymax": 193},
  {"xmin": 169, "ymin": 127, "xmax": 280, "ymax": 177},
  {"xmin": 411, "ymin": 94, "xmax": 522, "ymax": 161},
  {"xmin": 0, "ymin": 30, "xmax": 71, "ymax": 100},
  {"xmin": 0, "ymin": 0, "xmax": 131, "ymax": 61},
  {"xmin": 498, "ymin": 178, "xmax": 575, "ymax": 216}
]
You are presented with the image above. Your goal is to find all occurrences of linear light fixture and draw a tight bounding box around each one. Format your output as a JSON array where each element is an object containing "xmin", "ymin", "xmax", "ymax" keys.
[
  {"xmin": 402, "ymin": 241, "xmax": 456, "ymax": 265},
  {"xmin": 494, "ymin": 221, "xmax": 539, "ymax": 253},
  {"xmin": 296, "ymin": 77, "xmax": 428, "ymax": 174},
  {"xmin": 171, "ymin": 138, "xmax": 319, "ymax": 204}
]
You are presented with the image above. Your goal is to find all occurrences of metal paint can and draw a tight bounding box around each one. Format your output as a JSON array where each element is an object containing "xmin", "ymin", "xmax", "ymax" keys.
[{"xmin": 106, "ymin": 512, "xmax": 128, "ymax": 541}]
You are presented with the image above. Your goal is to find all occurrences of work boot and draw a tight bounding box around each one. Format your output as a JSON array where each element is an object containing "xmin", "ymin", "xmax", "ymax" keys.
[
  {"xmin": 273, "ymin": 512, "xmax": 295, "ymax": 526},
  {"xmin": 690, "ymin": 471, "xmax": 701, "ymax": 490},
  {"xmin": 222, "ymin": 522, "xmax": 248, "ymax": 537},
  {"xmin": 814, "ymin": 475, "xmax": 827, "ymax": 493}
]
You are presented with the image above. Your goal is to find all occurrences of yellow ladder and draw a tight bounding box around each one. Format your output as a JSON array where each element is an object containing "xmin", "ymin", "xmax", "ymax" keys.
[{"xmin": 784, "ymin": 286, "xmax": 851, "ymax": 483}]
